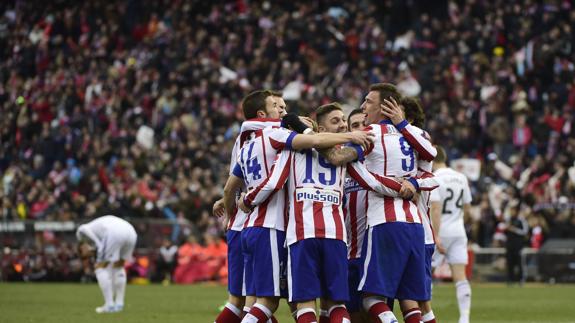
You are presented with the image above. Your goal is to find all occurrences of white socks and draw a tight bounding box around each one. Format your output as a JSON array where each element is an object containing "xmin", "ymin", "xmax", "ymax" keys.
[
  {"xmin": 95, "ymin": 267, "xmax": 114, "ymax": 308},
  {"xmin": 456, "ymin": 280, "xmax": 471, "ymax": 323},
  {"xmin": 111, "ymin": 266, "xmax": 127, "ymax": 307}
]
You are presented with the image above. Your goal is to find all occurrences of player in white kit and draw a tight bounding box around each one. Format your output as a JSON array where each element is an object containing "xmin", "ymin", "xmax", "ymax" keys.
[
  {"xmin": 76, "ymin": 215, "xmax": 137, "ymax": 313},
  {"xmin": 430, "ymin": 146, "xmax": 472, "ymax": 323}
]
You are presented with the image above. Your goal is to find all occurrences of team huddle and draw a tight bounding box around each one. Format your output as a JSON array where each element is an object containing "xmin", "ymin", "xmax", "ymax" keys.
[{"xmin": 212, "ymin": 83, "xmax": 473, "ymax": 323}]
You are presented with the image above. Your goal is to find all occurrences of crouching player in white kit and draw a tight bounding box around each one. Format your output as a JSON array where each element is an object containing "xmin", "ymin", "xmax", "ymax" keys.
[
  {"xmin": 431, "ymin": 146, "xmax": 472, "ymax": 323},
  {"xmin": 77, "ymin": 215, "xmax": 137, "ymax": 313}
]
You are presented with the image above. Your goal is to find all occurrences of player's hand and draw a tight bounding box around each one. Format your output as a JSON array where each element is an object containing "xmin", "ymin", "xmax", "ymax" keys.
[
  {"xmin": 436, "ymin": 238, "xmax": 446, "ymax": 254},
  {"xmin": 299, "ymin": 116, "xmax": 315, "ymax": 130},
  {"xmin": 381, "ymin": 97, "xmax": 405, "ymax": 125},
  {"xmin": 349, "ymin": 131, "xmax": 374, "ymax": 151},
  {"xmin": 212, "ymin": 198, "xmax": 225, "ymax": 217},
  {"xmin": 237, "ymin": 193, "xmax": 252, "ymax": 213},
  {"xmin": 399, "ymin": 180, "xmax": 416, "ymax": 199}
]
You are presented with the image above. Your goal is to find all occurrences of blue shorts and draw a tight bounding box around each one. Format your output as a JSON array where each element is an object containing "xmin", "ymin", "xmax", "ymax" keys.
[
  {"xmin": 358, "ymin": 222, "xmax": 426, "ymax": 301},
  {"xmin": 241, "ymin": 227, "xmax": 288, "ymax": 298},
  {"xmin": 288, "ymin": 239, "xmax": 348, "ymax": 303},
  {"xmin": 346, "ymin": 257, "xmax": 363, "ymax": 313},
  {"xmin": 423, "ymin": 244, "xmax": 435, "ymax": 301},
  {"xmin": 226, "ymin": 230, "xmax": 245, "ymax": 296}
]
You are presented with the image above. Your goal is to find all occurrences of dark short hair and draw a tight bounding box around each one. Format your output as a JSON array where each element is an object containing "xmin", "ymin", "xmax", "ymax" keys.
[
  {"xmin": 315, "ymin": 102, "xmax": 343, "ymax": 125},
  {"xmin": 242, "ymin": 90, "xmax": 274, "ymax": 119},
  {"xmin": 369, "ymin": 83, "xmax": 402, "ymax": 103},
  {"xmin": 347, "ymin": 108, "xmax": 364, "ymax": 128},
  {"xmin": 401, "ymin": 97, "xmax": 425, "ymax": 128},
  {"xmin": 435, "ymin": 145, "xmax": 447, "ymax": 164},
  {"xmin": 270, "ymin": 90, "xmax": 283, "ymax": 98}
]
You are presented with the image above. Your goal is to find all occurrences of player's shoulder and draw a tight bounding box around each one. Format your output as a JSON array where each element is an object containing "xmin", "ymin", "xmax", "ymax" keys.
[{"xmin": 363, "ymin": 124, "xmax": 378, "ymax": 132}]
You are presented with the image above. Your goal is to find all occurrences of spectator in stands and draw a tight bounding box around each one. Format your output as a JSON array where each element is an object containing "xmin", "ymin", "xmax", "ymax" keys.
[
  {"xmin": 1, "ymin": 0, "xmax": 575, "ymax": 281},
  {"xmin": 156, "ymin": 238, "xmax": 178, "ymax": 284},
  {"xmin": 504, "ymin": 203, "xmax": 529, "ymax": 284}
]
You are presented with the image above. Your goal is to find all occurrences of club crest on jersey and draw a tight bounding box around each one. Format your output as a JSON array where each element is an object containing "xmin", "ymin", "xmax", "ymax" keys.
[
  {"xmin": 295, "ymin": 187, "xmax": 340, "ymax": 205},
  {"xmin": 344, "ymin": 179, "xmax": 363, "ymax": 194}
]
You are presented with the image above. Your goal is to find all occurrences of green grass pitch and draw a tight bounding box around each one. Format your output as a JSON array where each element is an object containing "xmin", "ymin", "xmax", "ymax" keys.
[{"xmin": 1, "ymin": 283, "xmax": 573, "ymax": 322}]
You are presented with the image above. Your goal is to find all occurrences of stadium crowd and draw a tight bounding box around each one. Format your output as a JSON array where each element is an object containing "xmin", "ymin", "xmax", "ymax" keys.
[{"xmin": 1, "ymin": 0, "xmax": 575, "ymax": 281}]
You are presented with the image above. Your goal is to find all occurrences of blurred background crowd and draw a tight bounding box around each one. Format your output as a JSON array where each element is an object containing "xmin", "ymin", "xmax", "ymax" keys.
[{"xmin": 1, "ymin": 0, "xmax": 574, "ymax": 282}]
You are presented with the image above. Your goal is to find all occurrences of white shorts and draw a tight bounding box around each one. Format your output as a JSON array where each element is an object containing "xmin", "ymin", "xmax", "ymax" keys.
[
  {"xmin": 97, "ymin": 227, "xmax": 137, "ymax": 263},
  {"xmin": 432, "ymin": 236, "xmax": 468, "ymax": 267}
]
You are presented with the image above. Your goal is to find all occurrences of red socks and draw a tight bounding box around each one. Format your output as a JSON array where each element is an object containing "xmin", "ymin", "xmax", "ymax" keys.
[
  {"xmin": 403, "ymin": 308, "xmax": 423, "ymax": 323},
  {"xmin": 368, "ymin": 301, "xmax": 392, "ymax": 322},
  {"xmin": 297, "ymin": 309, "xmax": 318, "ymax": 323},
  {"xmin": 328, "ymin": 305, "xmax": 351, "ymax": 323},
  {"xmin": 215, "ymin": 303, "xmax": 242, "ymax": 323}
]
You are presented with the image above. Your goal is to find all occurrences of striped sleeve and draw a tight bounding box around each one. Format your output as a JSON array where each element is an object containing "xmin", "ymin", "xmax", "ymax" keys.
[
  {"xmin": 396, "ymin": 122, "xmax": 436, "ymax": 161},
  {"xmin": 416, "ymin": 177, "xmax": 439, "ymax": 191},
  {"xmin": 244, "ymin": 149, "xmax": 292, "ymax": 208},
  {"xmin": 347, "ymin": 162, "xmax": 401, "ymax": 197}
]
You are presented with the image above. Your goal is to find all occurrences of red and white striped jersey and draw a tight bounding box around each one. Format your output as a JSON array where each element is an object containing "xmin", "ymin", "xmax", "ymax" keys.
[
  {"xmin": 227, "ymin": 118, "xmax": 280, "ymax": 231},
  {"xmin": 416, "ymin": 160, "xmax": 439, "ymax": 245},
  {"xmin": 245, "ymin": 148, "xmax": 346, "ymax": 245},
  {"xmin": 244, "ymin": 147, "xmax": 405, "ymax": 246},
  {"xmin": 343, "ymin": 177, "xmax": 367, "ymax": 259},
  {"xmin": 360, "ymin": 120, "xmax": 436, "ymax": 227},
  {"xmin": 234, "ymin": 126, "xmax": 296, "ymax": 231}
]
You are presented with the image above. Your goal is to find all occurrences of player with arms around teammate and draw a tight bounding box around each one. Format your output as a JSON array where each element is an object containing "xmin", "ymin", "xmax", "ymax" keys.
[
  {"xmin": 355, "ymin": 84, "xmax": 436, "ymax": 323},
  {"xmin": 226, "ymin": 106, "xmax": 371, "ymax": 323},
  {"xmin": 342, "ymin": 109, "xmax": 371, "ymax": 323},
  {"xmin": 77, "ymin": 215, "xmax": 137, "ymax": 313},
  {"xmin": 214, "ymin": 90, "xmax": 287, "ymax": 323},
  {"xmin": 431, "ymin": 146, "xmax": 472, "ymax": 323},
  {"xmin": 399, "ymin": 97, "xmax": 440, "ymax": 323},
  {"xmin": 240, "ymin": 103, "xmax": 404, "ymax": 323}
]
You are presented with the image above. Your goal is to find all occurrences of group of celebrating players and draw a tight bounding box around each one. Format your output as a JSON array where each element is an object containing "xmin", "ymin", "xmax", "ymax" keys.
[{"xmin": 213, "ymin": 83, "xmax": 473, "ymax": 323}]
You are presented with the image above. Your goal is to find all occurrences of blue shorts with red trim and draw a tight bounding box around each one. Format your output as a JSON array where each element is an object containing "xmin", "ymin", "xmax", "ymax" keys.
[
  {"xmin": 288, "ymin": 238, "xmax": 348, "ymax": 303},
  {"xmin": 226, "ymin": 230, "xmax": 245, "ymax": 296},
  {"xmin": 241, "ymin": 227, "xmax": 288, "ymax": 298},
  {"xmin": 358, "ymin": 222, "xmax": 426, "ymax": 301},
  {"xmin": 346, "ymin": 257, "xmax": 363, "ymax": 312}
]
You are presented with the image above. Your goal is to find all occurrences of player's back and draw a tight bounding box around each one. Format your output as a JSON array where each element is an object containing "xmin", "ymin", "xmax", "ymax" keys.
[
  {"xmin": 364, "ymin": 121, "xmax": 418, "ymax": 178},
  {"xmin": 236, "ymin": 126, "xmax": 294, "ymax": 230},
  {"xmin": 286, "ymin": 148, "xmax": 346, "ymax": 245},
  {"xmin": 81, "ymin": 215, "xmax": 135, "ymax": 238},
  {"xmin": 431, "ymin": 167, "xmax": 472, "ymax": 238},
  {"xmin": 362, "ymin": 121, "xmax": 421, "ymax": 226}
]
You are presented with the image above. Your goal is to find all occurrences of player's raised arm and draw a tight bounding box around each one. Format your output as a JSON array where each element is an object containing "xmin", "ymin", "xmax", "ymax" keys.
[
  {"xmin": 280, "ymin": 113, "xmax": 373, "ymax": 152},
  {"xmin": 381, "ymin": 98, "xmax": 436, "ymax": 161},
  {"xmin": 240, "ymin": 149, "xmax": 293, "ymax": 212}
]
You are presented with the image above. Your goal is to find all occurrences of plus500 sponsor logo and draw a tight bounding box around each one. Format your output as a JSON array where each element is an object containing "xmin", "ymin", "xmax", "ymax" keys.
[{"xmin": 295, "ymin": 188, "xmax": 340, "ymax": 205}]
